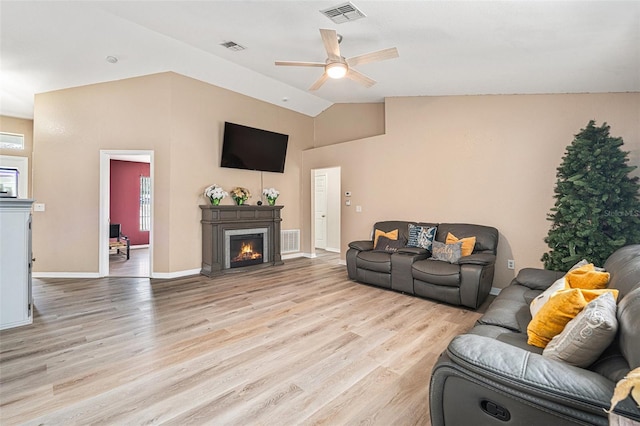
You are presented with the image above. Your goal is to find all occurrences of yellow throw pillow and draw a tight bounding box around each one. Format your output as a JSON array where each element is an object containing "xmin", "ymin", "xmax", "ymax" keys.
[
  {"xmin": 565, "ymin": 264, "xmax": 610, "ymax": 289},
  {"xmin": 374, "ymin": 229, "xmax": 398, "ymax": 247},
  {"xmin": 527, "ymin": 288, "xmax": 619, "ymax": 348},
  {"xmin": 446, "ymin": 232, "xmax": 476, "ymax": 256}
]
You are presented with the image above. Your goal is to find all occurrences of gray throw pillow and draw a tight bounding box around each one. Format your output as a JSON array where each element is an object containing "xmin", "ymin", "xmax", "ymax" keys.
[
  {"xmin": 430, "ymin": 241, "xmax": 462, "ymax": 264},
  {"xmin": 543, "ymin": 292, "xmax": 618, "ymax": 367}
]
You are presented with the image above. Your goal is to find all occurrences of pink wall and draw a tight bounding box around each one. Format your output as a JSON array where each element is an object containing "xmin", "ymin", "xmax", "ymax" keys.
[{"xmin": 110, "ymin": 160, "xmax": 150, "ymax": 245}]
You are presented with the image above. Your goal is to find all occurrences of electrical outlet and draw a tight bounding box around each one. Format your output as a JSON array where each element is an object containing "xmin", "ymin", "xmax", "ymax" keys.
[{"xmin": 507, "ymin": 259, "xmax": 515, "ymax": 270}]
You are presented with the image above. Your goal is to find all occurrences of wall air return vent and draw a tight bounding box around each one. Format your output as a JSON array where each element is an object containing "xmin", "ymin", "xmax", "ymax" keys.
[
  {"xmin": 220, "ymin": 41, "xmax": 246, "ymax": 51},
  {"xmin": 320, "ymin": 2, "xmax": 366, "ymax": 24}
]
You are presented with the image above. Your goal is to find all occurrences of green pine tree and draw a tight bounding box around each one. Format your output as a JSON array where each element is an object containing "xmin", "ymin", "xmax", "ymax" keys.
[{"xmin": 542, "ymin": 120, "xmax": 640, "ymax": 271}]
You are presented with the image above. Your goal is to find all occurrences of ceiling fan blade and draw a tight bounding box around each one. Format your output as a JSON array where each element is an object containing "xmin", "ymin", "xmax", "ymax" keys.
[
  {"xmin": 347, "ymin": 47, "xmax": 399, "ymax": 67},
  {"xmin": 320, "ymin": 29, "xmax": 341, "ymax": 61},
  {"xmin": 275, "ymin": 61, "xmax": 326, "ymax": 67},
  {"xmin": 309, "ymin": 73, "xmax": 330, "ymax": 91},
  {"xmin": 346, "ymin": 68, "xmax": 376, "ymax": 88}
]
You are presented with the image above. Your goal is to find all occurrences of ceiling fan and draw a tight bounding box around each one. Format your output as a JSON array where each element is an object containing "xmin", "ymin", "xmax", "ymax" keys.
[{"xmin": 275, "ymin": 29, "xmax": 399, "ymax": 91}]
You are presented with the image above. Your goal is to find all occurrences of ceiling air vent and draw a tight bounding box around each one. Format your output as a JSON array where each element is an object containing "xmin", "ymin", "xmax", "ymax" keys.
[
  {"xmin": 320, "ymin": 2, "xmax": 366, "ymax": 24},
  {"xmin": 220, "ymin": 41, "xmax": 246, "ymax": 51}
]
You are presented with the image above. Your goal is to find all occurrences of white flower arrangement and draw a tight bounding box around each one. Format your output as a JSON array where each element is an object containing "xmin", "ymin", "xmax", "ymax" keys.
[
  {"xmin": 204, "ymin": 184, "xmax": 228, "ymax": 204},
  {"xmin": 262, "ymin": 187, "xmax": 280, "ymax": 199},
  {"xmin": 262, "ymin": 187, "xmax": 279, "ymax": 205}
]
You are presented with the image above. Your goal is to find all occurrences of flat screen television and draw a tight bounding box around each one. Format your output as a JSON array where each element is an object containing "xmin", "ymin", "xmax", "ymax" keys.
[{"xmin": 220, "ymin": 122, "xmax": 289, "ymax": 173}]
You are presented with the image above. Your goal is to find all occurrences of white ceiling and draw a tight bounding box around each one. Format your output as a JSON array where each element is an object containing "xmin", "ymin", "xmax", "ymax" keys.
[{"xmin": 1, "ymin": 1, "xmax": 639, "ymax": 119}]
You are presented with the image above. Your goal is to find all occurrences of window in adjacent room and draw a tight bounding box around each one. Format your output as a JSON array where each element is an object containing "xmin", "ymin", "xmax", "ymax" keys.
[
  {"xmin": 0, "ymin": 132, "xmax": 24, "ymax": 150},
  {"xmin": 140, "ymin": 176, "xmax": 151, "ymax": 231}
]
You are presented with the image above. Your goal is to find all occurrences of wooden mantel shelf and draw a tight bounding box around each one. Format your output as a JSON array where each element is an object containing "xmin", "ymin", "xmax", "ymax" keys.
[{"xmin": 200, "ymin": 204, "xmax": 284, "ymax": 277}]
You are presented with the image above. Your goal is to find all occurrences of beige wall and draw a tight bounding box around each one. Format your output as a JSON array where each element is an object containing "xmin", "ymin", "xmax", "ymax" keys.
[
  {"xmin": 32, "ymin": 72, "xmax": 313, "ymax": 274},
  {"xmin": 302, "ymin": 93, "xmax": 640, "ymax": 289},
  {"xmin": 0, "ymin": 116, "xmax": 34, "ymax": 197},
  {"xmin": 313, "ymin": 103, "xmax": 385, "ymax": 147}
]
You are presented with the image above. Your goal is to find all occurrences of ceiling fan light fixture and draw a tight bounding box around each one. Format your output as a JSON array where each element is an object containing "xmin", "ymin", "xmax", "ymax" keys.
[{"xmin": 326, "ymin": 62, "xmax": 348, "ymax": 79}]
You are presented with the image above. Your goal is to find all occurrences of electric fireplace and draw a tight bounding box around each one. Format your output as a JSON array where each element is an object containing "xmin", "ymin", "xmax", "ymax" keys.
[
  {"xmin": 223, "ymin": 227, "xmax": 270, "ymax": 270},
  {"xmin": 229, "ymin": 233, "xmax": 264, "ymax": 268}
]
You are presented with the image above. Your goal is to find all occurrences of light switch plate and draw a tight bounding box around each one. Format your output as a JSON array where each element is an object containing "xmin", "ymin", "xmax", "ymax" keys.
[{"xmin": 33, "ymin": 203, "xmax": 45, "ymax": 212}]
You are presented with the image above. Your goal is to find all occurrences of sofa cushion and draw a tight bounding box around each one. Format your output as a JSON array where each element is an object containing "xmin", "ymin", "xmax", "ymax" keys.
[
  {"xmin": 436, "ymin": 223, "xmax": 499, "ymax": 255},
  {"xmin": 605, "ymin": 245, "xmax": 640, "ymax": 298},
  {"xmin": 543, "ymin": 292, "xmax": 618, "ymax": 367},
  {"xmin": 430, "ymin": 241, "xmax": 462, "ymax": 264},
  {"xmin": 446, "ymin": 232, "xmax": 476, "ymax": 256},
  {"xmin": 407, "ymin": 224, "xmax": 437, "ymax": 250},
  {"xmin": 412, "ymin": 259, "xmax": 460, "ymax": 287},
  {"xmin": 356, "ymin": 251, "xmax": 392, "ymax": 273},
  {"xmin": 618, "ymin": 287, "xmax": 640, "ymax": 370},
  {"xmin": 478, "ymin": 284, "xmax": 540, "ymax": 332}
]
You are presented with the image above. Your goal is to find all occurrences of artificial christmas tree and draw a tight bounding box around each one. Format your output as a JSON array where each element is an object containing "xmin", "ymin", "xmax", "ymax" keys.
[{"xmin": 542, "ymin": 120, "xmax": 640, "ymax": 271}]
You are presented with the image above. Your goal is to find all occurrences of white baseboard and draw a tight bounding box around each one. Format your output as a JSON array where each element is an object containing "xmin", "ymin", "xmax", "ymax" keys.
[
  {"xmin": 490, "ymin": 287, "xmax": 502, "ymax": 296},
  {"xmin": 152, "ymin": 269, "xmax": 201, "ymax": 279},
  {"xmin": 324, "ymin": 247, "xmax": 340, "ymax": 253},
  {"xmin": 33, "ymin": 272, "xmax": 101, "ymax": 279},
  {"xmin": 282, "ymin": 252, "xmax": 306, "ymax": 260},
  {"xmin": 338, "ymin": 259, "xmax": 346, "ymax": 266},
  {"xmin": 131, "ymin": 244, "xmax": 149, "ymax": 249}
]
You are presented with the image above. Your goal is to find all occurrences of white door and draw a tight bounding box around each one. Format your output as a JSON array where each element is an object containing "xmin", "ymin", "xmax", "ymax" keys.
[{"xmin": 314, "ymin": 172, "xmax": 328, "ymax": 249}]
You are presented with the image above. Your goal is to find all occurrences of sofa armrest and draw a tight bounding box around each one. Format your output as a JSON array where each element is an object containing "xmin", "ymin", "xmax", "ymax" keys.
[
  {"xmin": 397, "ymin": 247, "xmax": 429, "ymax": 255},
  {"xmin": 446, "ymin": 334, "xmax": 638, "ymax": 415},
  {"xmin": 513, "ymin": 268, "xmax": 565, "ymax": 290},
  {"xmin": 348, "ymin": 240, "xmax": 373, "ymax": 251},
  {"xmin": 458, "ymin": 253, "xmax": 495, "ymax": 266}
]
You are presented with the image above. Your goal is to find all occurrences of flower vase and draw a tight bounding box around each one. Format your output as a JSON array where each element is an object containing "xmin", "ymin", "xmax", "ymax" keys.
[
  {"xmin": 211, "ymin": 198, "xmax": 221, "ymax": 206},
  {"xmin": 267, "ymin": 197, "xmax": 277, "ymax": 206},
  {"xmin": 234, "ymin": 198, "xmax": 245, "ymax": 206}
]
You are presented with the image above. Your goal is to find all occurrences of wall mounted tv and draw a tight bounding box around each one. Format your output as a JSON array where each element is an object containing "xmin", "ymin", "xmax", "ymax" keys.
[{"xmin": 220, "ymin": 122, "xmax": 289, "ymax": 173}]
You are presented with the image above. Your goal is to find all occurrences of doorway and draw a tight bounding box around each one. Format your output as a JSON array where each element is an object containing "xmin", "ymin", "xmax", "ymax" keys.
[
  {"xmin": 99, "ymin": 150, "xmax": 153, "ymax": 278},
  {"xmin": 313, "ymin": 167, "xmax": 341, "ymax": 254}
]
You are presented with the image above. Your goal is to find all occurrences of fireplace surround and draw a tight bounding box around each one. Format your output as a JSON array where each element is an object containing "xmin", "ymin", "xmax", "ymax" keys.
[{"xmin": 200, "ymin": 205, "xmax": 283, "ymax": 277}]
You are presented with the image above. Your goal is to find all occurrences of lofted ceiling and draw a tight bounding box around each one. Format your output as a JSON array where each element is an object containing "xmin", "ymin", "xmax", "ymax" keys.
[{"xmin": 1, "ymin": 1, "xmax": 639, "ymax": 119}]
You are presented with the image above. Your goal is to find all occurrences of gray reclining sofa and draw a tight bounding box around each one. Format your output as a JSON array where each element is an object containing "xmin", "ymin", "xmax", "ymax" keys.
[
  {"xmin": 346, "ymin": 221, "xmax": 499, "ymax": 309},
  {"xmin": 429, "ymin": 244, "xmax": 640, "ymax": 425}
]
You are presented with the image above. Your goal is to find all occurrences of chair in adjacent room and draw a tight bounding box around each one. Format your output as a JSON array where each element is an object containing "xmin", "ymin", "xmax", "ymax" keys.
[{"xmin": 109, "ymin": 223, "xmax": 130, "ymax": 260}]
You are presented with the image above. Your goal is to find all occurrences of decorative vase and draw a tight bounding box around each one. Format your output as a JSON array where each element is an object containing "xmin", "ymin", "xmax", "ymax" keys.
[
  {"xmin": 211, "ymin": 198, "xmax": 221, "ymax": 206},
  {"xmin": 234, "ymin": 197, "xmax": 245, "ymax": 206},
  {"xmin": 267, "ymin": 197, "xmax": 277, "ymax": 206}
]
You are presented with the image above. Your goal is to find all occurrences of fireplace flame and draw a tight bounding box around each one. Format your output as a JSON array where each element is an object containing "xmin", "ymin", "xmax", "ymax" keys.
[{"xmin": 233, "ymin": 242, "xmax": 262, "ymax": 262}]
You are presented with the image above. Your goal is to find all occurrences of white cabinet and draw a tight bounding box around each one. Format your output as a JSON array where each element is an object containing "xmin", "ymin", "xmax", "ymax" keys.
[{"xmin": 0, "ymin": 199, "xmax": 34, "ymax": 330}]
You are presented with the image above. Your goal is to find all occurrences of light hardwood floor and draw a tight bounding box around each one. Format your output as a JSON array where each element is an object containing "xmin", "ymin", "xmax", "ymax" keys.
[
  {"xmin": 109, "ymin": 247, "xmax": 150, "ymax": 277},
  {"xmin": 0, "ymin": 254, "xmax": 484, "ymax": 425}
]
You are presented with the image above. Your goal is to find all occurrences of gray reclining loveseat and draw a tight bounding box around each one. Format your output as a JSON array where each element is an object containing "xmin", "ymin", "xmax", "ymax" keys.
[
  {"xmin": 346, "ymin": 221, "xmax": 499, "ymax": 309},
  {"xmin": 429, "ymin": 244, "xmax": 640, "ymax": 425}
]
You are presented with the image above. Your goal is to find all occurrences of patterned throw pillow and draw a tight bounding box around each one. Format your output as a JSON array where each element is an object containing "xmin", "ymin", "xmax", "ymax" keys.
[
  {"xmin": 543, "ymin": 292, "xmax": 618, "ymax": 367},
  {"xmin": 430, "ymin": 241, "xmax": 462, "ymax": 264},
  {"xmin": 407, "ymin": 224, "xmax": 437, "ymax": 250}
]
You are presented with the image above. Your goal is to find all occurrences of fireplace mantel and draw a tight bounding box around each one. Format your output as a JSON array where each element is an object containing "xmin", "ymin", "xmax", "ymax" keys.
[{"xmin": 200, "ymin": 204, "xmax": 283, "ymax": 277}]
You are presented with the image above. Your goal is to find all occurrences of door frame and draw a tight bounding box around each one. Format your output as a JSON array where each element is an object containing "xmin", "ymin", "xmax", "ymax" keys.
[{"xmin": 99, "ymin": 150, "xmax": 154, "ymax": 277}]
